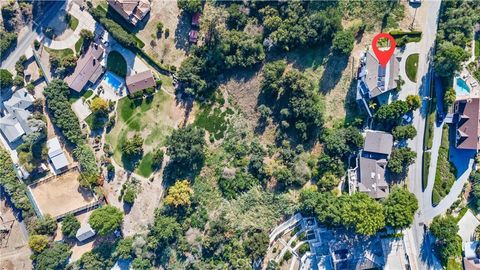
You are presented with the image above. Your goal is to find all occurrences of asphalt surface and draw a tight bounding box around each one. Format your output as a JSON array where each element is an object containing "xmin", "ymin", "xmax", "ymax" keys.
[
  {"xmin": 0, "ymin": 1, "xmax": 65, "ymax": 70},
  {"xmin": 404, "ymin": 1, "xmax": 443, "ymax": 269}
]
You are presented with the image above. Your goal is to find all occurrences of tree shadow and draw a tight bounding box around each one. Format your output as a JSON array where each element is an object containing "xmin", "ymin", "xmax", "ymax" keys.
[
  {"xmin": 318, "ymin": 53, "xmax": 349, "ymax": 94},
  {"xmin": 174, "ymin": 12, "xmax": 191, "ymax": 52}
]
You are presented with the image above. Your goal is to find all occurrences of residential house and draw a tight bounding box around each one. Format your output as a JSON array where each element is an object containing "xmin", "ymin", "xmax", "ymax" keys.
[
  {"xmin": 451, "ymin": 98, "xmax": 480, "ymax": 150},
  {"xmin": 464, "ymin": 242, "xmax": 480, "ymax": 270},
  {"xmin": 0, "ymin": 88, "xmax": 35, "ymax": 144},
  {"xmin": 356, "ymin": 49, "xmax": 401, "ymax": 117},
  {"xmin": 47, "ymin": 137, "xmax": 69, "ymax": 173},
  {"xmin": 107, "ymin": 0, "xmax": 151, "ymax": 26},
  {"xmin": 125, "ymin": 70, "xmax": 155, "ymax": 95},
  {"xmin": 76, "ymin": 223, "xmax": 96, "ymax": 242},
  {"xmin": 355, "ymin": 130, "xmax": 393, "ymax": 199},
  {"xmin": 65, "ymin": 43, "xmax": 105, "ymax": 93}
]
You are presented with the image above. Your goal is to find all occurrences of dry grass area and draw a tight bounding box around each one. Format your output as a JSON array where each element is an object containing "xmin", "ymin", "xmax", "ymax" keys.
[
  {"xmin": 0, "ymin": 198, "xmax": 32, "ymax": 270},
  {"xmin": 29, "ymin": 169, "xmax": 96, "ymax": 218},
  {"xmin": 136, "ymin": 1, "xmax": 189, "ymax": 68},
  {"xmin": 103, "ymin": 169, "xmax": 166, "ymax": 236}
]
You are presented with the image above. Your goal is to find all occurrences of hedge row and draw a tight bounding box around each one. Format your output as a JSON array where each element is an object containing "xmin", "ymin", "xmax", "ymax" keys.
[
  {"xmin": 89, "ymin": 6, "xmax": 174, "ymax": 74},
  {"xmin": 0, "ymin": 149, "xmax": 34, "ymax": 218},
  {"xmin": 0, "ymin": 30, "xmax": 17, "ymax": 56}
]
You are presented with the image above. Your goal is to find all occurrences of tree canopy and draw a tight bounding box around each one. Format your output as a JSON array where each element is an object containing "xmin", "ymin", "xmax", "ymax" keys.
[
  {"xmin": 165, "ymin": 180, "xmax": 194, "ymax": 208},
  {"xmin": 33, "ymin": 242, "xmax": 71, "ymax": 270},
  {"xmin": 61, "ymin": 213, "xmax": 80, "ymax": 238},
  {"xmin": 387, "ymin": 147, "xmax": 416, "ymax": 174},
  {"xmin": 89, "ymin": 205, "xmax": 124, "ymax": 236},
  {"xmin": 383, "ymin": 187, "xmax": 418, "ymax": 228},
  {"xmin": 166, "ymin": 125, "xmax": 206, "ymax": 175},
  {"xmin": 0, "ymin": 68, "xmax": 13, "ymax": 89},
  {"xmin": 332, "ymin": 30, "xmax": 355, "ymax": 54}
]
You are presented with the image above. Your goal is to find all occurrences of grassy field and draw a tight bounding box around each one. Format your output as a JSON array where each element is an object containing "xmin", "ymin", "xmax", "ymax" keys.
[
  {"xmin": 106, "ymin": 91, "xmax": 183, "ymax": 177},
  {"xmin": 107, "ymin": 51, "xmax": 127, "ymax": 77},
  {"xmin": 432, "ymin": 125, "xmax": 457, "ymax": 206},
  {"xmin": 45, "ymin": 47, "xmax": 74, "ymax": 58},
  {"xmin": 406, "ymin": 53, "xmax": 419, "ymax": 82}
]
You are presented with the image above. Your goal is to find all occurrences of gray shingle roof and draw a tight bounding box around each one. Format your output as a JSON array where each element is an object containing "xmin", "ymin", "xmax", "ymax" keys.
[
  {"xmin": 358, "ymin": 157, "xmax": 389, "ymax": 199},
  {"xmin": 0, "ymin": 88, "xmax": 34, "ymax": 143},
  {"xmin": 363, "ymin": 130, "xmax": 393, "ymax": 156}
]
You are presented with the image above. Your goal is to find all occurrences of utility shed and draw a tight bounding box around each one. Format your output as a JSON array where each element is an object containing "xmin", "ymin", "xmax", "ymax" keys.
[{"xmin": 76, "ymin": 223, "xmax": 96, "ymax": 242}]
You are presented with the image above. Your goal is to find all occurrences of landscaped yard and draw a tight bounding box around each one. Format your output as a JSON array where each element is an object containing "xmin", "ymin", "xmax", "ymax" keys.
[
  {"xmin": 45, "ymin": 47, "xmax": 74, "ymax": 58},
  {"xmin": 432, "ymin": 125, "xmax": 457, "ymax": 206},
  {"xmin": 193, "ymin": 106, "xmax": 234, "ymax": 142},
  {"xmin": 75, "ymin": 36, "xmax": 84, "ymax": 54},
  {"xmin": 106, "ymin": 91, "xmax": 186, "ymax": 177},
  {"xmin": 406, "ymin": 53, "xmax": 419, "ymax": 82},
  {"xmin": 67, "ymin": 14, "xmax": 79, "ymax": 31},
  {"xmin": 107, "ymin": 51, "xmax": 127, "ymax": 77}
]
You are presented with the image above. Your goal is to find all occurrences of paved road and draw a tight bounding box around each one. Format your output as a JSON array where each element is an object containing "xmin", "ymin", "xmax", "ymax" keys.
[
  {"xmin": 404, "ymin": 1, "xmax": 442, "ymax": 269},
  {"xmin": 0, "ymin": 1, "xmax": 65, "ymax": 70}
]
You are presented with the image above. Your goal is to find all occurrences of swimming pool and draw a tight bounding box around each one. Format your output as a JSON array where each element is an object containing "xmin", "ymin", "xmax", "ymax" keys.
[
  {"xmin": 455, "ymin": 77, "xmax": 470, "ymax": 96},
  {"xmin": 103, "ymin": 71, "xmax": 123, "ymax": 91}
]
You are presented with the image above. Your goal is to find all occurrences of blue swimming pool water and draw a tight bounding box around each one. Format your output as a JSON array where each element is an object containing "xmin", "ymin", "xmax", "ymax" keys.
[
  {"xmin": 455, "ymin": 77, "xmax": 470, "ymax": 96},
  {"xmin": 103, "ymin": 71, "xmax": 122, "ymax": 91}
]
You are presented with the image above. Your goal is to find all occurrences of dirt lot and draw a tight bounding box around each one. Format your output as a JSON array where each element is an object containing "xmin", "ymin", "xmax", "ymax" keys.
[
  {"xmin": 135, "ymin": 1, "xmax": 189, "ymax": 68},
  {"xmin": 0, "ymin": 198, "xmax": 32, "ymax": 270},
  {"xmin": 103, "ymin": 168, "xmax": 166, "ymax": 236},
  {"xmin": 29, "ymin": 169, "xmax": 97, "ymax": 218}
]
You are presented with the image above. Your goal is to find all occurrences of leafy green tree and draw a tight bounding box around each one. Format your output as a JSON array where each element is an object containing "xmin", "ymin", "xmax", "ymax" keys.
[
  {"xmin": 430, "ymin": 215, "xmax": 459, "ymax": 241},
  {"xmin": 115, "ymin": 237, "xmax": 134, "ymax": 260},
  {"xmin": 29, "ymin": 235, "xmax": 49, "ymax": 253},
  {"xmin": 244, "ymin": 230, "xmax": 269, "ymax": 261},
  {"xmin": 374, "ymin": 100, "xmax": 409, "ymax": 124},
  {"xmin": 347, "ymin": 192, "xmax": 385, "ymax": 235},
  {"xmin": 90, "ymin": 97, "xmax": 108, "ymax": 114},
  {"xmin": 322, "ymin": 126, "xmax": 363, "ymax": 158},
  {"xmin": 227, "ymin": 4, "xmax": 248, "ymax": 30},
  {"xmin": 261, "ymin": 60, "xmax": 287, "ymax": 97},
  {"xmin": 34, "ymin": 242, "xmax": 71, "ymax": 270},
  {"xmin": 61, "ymin": 213, "xmax": 80, "ymax": 238},
  {"xmin": 387, "ymin": 147, "xmax": 416, "ymax": 174},
  {"xmin": 317, "ymin": 154, "xmax": 345, "ymax": 177},
  {"xmin": 80, "ymin": 29, "xmax": 94, "ymax": 43},
  {"xmin": 74, "ymin": 144, "xmax": 99, "ymax": 178},
  {"xmin": 0, "ymin": 68, "xmax": 13, "ymax": 89},
  {"xmin": 406, "ymin": 95, "xmax": 421, "ymax": 110},
  {"xmin": 434, "ymin": 42, "xmax": 469, "ymax": 77},
  {"xmin": 444, "ymin": 88, "xmax": 456, "ymax": 106},
  {"xmin": 219, "ymin": 171, "xmax": 258, "ymax": 198},
  {"xmin": 43, "ymin": 80, "xmax": 83, "ymax": 144},
  {"xmin": 166, "ymin": 125, "xmax": 205, "ymax": 173},
  {"xmin": 393, "ymin": 125, "xmax": 417, "ymax": 140},
  {"xmin": 383, "ymin": 187, "xmax": 418, "ymax": 228},
  {"xmin": 177, "ymin": 0, "xmax": 202, "ymax": 13},
  {"xmin": 131, "ymin": 258, "xmax": 153, "ymax": 270},
  {"xmin": 89, "ymin": 205, "xmax": 124, "ymax": 236},
  {"xmin": 221, "ymin": 30, "xmax": 265, "ymax": 69},
  {"xmin": 332, "ymin": 30, "xmax": 355, "ymax": 54},
  {"xmin": 147, "ymin": 214, "xmax": 180, "ymax": 252},
  {"xmin": 318, "ymin": 172, "xmax": 339, "ymax": 192},
  {"xmin": 151, "ymin": 148, "xmax": 164, "ymax": 170},
  {"xmin": 122, "ymin": 134, "xmax": 144, "ymax": 157},
  {"xmin": 31, "ymin": 215, "xmax": 57, "ymax": 236},
  {"xmin": 123, "ymin": 187, "xmax": 136, "ymax": 204}
]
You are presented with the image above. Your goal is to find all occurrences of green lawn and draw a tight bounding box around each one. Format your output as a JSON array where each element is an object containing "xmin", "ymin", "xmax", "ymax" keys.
[
  {"xmin": 45, "ymin": 47, "xmax": 74, "ymax": 58},
  {"xmin": 432, "ymin": 125, "xmax": 457, "ymax": 206},
  {"xmin": 136, "ymin": 152, "xmax": 153, "ymax": 177},
  {"xmin": 85, "ymin": 113, "xmax": 94, "ymax": 129},
  {"xmin": 406, "ymin": 53, "xmax": 419, "ymax": 82},
  {"xmin": 75, "ymin": 37, "xmax": 84, "ymax": 54},
  {"xmin": 68, "ymin": 14, "xmax": 79, "ymax": 31},
  {"xmin": 106, "ymin": 91, "xmax": 178, "ymax": 177},
  {"xmin": 107, "ymin": 51, "xmax": 127, "ymax": 77}
]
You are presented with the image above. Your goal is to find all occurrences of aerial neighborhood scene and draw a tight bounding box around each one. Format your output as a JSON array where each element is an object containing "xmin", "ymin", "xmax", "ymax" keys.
[{"xmin": 1, "ymin": 0, "xmax": 480, "ymax": 269}]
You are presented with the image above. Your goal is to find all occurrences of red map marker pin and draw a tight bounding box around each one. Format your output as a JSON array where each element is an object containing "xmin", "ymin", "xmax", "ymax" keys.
[{"xmin": 372, "ymin": 33, "xmax": 396, "ymax": 67}]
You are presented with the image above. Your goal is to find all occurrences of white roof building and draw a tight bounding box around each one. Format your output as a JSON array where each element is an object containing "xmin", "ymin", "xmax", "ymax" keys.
[
  {"xmin": 47, "ymin": 137, "xmax": 69, "ymax": 172},
  {"xmin": 76, "ymin": 223, "xmax": 96, "ymax": 242},
  {"xmin": 0, "ymin": 88, "xmax": 35, "ymax": 143}
]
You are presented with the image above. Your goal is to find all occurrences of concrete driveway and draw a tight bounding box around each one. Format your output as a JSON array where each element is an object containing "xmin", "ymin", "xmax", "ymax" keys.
[
  {"xmin": 397, "ymin": 42, "xmax": 420, "ymax": 101},
  {"xmin": 72, "ymin": 99, "xmax": 92, "ymax": 122}
]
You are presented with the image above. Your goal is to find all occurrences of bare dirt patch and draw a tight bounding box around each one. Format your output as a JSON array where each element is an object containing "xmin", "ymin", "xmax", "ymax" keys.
[
  {"xmin": 29, "ymin": 168, "xmax": 97, "ymax": 218},
  {"xmin": 136, "ymin": 1, "xmax": 188, "ymax": 68},
  {"xmin": 0, "ymin": 198, "xmax": 32, "ymax": 270}
]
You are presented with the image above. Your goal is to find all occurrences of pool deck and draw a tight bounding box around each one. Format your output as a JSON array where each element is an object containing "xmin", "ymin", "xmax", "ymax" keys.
[
  {"xmin": 96, "ymin": 72, "xmax": 127, "ymax": 102},
  {"xmin": 456, "ymin": 68, "xmax": 480, "ymax": 100}
]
